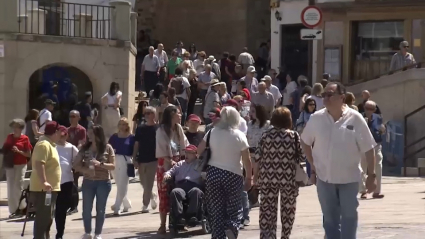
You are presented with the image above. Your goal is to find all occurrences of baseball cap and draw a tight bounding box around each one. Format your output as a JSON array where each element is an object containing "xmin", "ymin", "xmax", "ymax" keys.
[
  {"xmin": 185, "ymin": 144, "xmax": 197, "ymax": 152},
  {"xmin": 263, "ymin": 75, "xmax": 272, "ymax": 81},
  {"xmin": 187, "ymin": 114, "xmax": 201, "ymax": 123},
  {"xmin": 57, "ymin": 125, "xmax": 68, "ymax": 136},
  {"xmin": 44, "ymin": 99, "xmax": 56, "ymax": 105},
  {"xmin": 208, "ymin": 108, "xmax": 221, "ymax": 119},
  {"xmin": 225, "ymin": 99, "xmax": 239, "ymax": 108},
  {"xmin": 44, "ymin": 121, "xmax": 60, "ymax": 136},
  {"xmin": 247, "ymin": 66, "xmax": 256, "ymax": 73}
]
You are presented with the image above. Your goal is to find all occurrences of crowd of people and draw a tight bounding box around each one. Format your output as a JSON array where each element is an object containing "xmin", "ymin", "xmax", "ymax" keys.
[{"xmin": 0, "ymin": 40, "xmax": 388, "ymax": 239}]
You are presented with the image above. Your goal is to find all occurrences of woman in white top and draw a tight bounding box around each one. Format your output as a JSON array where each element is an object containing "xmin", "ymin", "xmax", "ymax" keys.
[
  {"xmin": 307, "ymin": 83, "xmax": 325, "ymax": 110},
  {"xmin": 197, "ymin": 106, "xmax": 252, "ymax": 239},
  {"xmin": 101, "ymin": 82, "xmax": 122, "ymax": 139},
  {"xmin": 55, "ymin": 126, "xmax": 79, "ymax": 239},
  {"xmin": 282, "ymin": 74, "xmax": 298, "ymax": 107},
  {"xmin": 247, "ymin": 105, "xmax": 271, "ymax": 151},
  {"xmin": 193, "ymin": 51, "xmax": 206, "ymax": 75}
]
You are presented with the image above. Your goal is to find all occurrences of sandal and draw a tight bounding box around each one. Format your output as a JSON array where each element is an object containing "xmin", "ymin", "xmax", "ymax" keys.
[
  {"xmin": 157, "ymin": 225, "xmax": 166, "ymax": 235},
  {"xmin": 360, "ymin": 193, "xmax": 367, "ymax": 199},
  {"xmin": 372, "ymin": 193, "xmax": 384, "ymax": 199}
]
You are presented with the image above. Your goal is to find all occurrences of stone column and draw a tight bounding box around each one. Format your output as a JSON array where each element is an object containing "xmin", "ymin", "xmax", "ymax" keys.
[
  {"xmin": 27, "ymin": 9, "xmax": 47, "ymax": 34},
  {"xmin": 130, "ymin": 12, "xmax": 138, "ymax": 47},
  {"xmin": 110, "ymin": 0, "xmax": 131, "ymax": 41},
  {"xmin": 74, "ymin": 13, "xmax": 93, "ymax": 38},
  {"xmin": 18, "ymin": 15, "xmax": 28, "ymax": 33},
  {"xmin": 0, "ymin": 0, "xmax": 18, "ymax": 32}
]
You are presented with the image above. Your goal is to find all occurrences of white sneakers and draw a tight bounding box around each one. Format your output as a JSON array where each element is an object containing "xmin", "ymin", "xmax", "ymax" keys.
[
  {"xmin": 111, "ymin": 205, "xmax": 131, "ymax": 215},
  {"xmin": 141, "ymin": 205, "xmax": 149, "ymax": 213},
  {"xmin": 81, "ymin": 233, "xmax": 102, "ymax": 239},
  {"xmin": 151, "ymin": 193, "xmax": 158, "ymax": 210},
  {"xmin": 243, "ymin": 219, "xmax": 250, "ymax": 226}
]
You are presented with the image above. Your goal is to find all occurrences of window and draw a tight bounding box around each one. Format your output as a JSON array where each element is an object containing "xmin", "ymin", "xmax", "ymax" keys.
[{"xmin": 351, "ymin": 21, "xmax": 405, "ymax": 81}]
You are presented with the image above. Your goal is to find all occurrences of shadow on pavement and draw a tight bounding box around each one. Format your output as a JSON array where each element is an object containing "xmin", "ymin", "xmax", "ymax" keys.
[
  {"xmin": 114, "ymin": 229, "xmax": 208, "ymax": 239},
  {"xmin": 72, "ymin": 211, "xmax": 142, "ymax": 221},
  {"xmin": 5, "ymin": 216, "xmax": 34, "ymax": 223}
]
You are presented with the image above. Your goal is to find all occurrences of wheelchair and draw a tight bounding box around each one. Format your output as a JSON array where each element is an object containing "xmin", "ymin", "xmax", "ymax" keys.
[{"xmin": 166, "ymin": 177, "xmax": 210, "ymax": 237}]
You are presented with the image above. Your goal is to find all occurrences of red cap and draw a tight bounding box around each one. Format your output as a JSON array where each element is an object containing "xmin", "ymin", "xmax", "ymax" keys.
[
  {"xmin": 44, "ymin": 121, "xmax": 60, "ymax": 136},
  {"xmin": 57, "ymin": 125, "xmax": 68, "ymax": 136},
  {"xmin": 185, "ymin": 144, "xmax": 197, "ymax": 152},
  {"xmin": 225, "ymin": 99, "xmax": 240, "ymax": 109},
  {"xmin": 187, "ymin": 114, "xmax": 201, "ymax": 123},
  {"xmin": 208, "ymin": 108, "xmax": 221, "ymax": 119}
]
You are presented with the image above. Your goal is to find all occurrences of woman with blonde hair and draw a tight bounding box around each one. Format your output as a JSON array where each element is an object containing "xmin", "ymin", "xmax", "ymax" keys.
[
  {"xmin": 307, "ymin": 83, "xmax": 325, "ymax": 110},
  {"xmin": 345, "ymin": 92, "xmax": 358, "ymax": 111},
  {"xmin": 218, "ymin": 83, "xmax": 231, "ymax": 104},
  {"xmin": 108, "ymin": 117, "xmax": 135, "ymax": 215}
]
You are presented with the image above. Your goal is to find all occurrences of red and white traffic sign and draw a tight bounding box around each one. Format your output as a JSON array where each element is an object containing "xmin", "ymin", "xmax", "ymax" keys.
[{"xmin": 301, "ymin": 6, "xmax": 322, "ymax": 28}]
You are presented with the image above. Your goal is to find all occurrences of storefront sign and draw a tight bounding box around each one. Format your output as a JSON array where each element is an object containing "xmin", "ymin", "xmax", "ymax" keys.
[{"xmin": 301, "ymin": 6, "xmax": 322, "ymax": 28}]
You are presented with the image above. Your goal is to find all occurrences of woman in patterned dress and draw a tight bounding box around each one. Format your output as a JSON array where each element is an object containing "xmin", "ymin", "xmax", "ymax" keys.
[
  {"xmin": 155, "ymin": 105, "xmax": 189, "ymax": 234},
  {"xmin": 254, "ymin": 107, "xmax": 304, "ymax": 239}
]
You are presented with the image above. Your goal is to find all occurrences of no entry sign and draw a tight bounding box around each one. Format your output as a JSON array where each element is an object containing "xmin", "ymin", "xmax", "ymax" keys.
[{"xmin": 301, "ymin": 6, "xmax": 322, "ymax": 28}]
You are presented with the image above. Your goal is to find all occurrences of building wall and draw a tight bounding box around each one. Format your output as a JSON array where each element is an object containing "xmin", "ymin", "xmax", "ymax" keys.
[
  {"xmin": 135, "ymin": 0, "xmax": 270, "ymax": 57},
  {"xmin": 270, "ymin": 1, "xmax": 318, "ymax": 84},
  {"xmin": 0, "ymin": 34, "xmax": 136, "ymax": 140}
]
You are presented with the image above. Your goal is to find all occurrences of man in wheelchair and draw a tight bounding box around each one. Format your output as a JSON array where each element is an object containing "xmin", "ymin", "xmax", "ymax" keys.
[{"xmin": 163, "ymin": 144, "xmax": 204, "ymax": 225}]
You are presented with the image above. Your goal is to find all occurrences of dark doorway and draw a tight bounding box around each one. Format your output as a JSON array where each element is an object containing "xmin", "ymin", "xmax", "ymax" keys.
[
  {"xmin": 28, "ymin": 64, "xmax": 93, "ymax": 127},
  {"xmin": 280, "ymin": 24, "xmax": 311, "ymax": 84}
]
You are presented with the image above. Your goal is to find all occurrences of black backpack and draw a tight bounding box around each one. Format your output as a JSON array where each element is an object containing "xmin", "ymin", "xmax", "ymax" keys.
[{"xmin": 36, "ymin": 109, "xmax": 48, "ymax": 128}]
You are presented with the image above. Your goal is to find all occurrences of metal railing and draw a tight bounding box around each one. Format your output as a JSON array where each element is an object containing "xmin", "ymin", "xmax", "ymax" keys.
[
  {"xmin": 18, "ymin": 0, "xmax": 114, "ymax": 39},
  {"xmin": 403, "ymin": 104, "xmax": 425, "ymax": 176}
]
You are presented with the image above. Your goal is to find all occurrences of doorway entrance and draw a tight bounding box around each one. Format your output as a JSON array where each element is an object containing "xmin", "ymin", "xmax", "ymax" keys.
[{"xmin": 280, "ymin": 24, "xmax": 311, "ymax": 83}]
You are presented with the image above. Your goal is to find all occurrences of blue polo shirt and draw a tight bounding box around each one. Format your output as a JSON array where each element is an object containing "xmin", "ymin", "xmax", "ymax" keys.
[{"xmin": 366, "ymin": 113, "xmax": 383, "ymax": 143}]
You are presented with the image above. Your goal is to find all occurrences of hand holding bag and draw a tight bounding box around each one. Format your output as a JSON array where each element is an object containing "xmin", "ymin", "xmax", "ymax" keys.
[
  {"xmin": 124, "ymin": 155, "xmax": 136, "ymax": 178},
  {"xmin": 294, "ymin": 132, "xmax": 308, "ymax": 186}
]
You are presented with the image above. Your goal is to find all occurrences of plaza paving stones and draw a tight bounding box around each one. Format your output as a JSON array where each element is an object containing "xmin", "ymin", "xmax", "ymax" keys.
[{"xmin": 0, "ymin": 176, "xmax": 424, "ymax": 238}]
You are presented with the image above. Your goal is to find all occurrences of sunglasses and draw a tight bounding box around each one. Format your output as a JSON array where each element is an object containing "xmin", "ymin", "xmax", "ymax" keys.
[
  {"xmin": 69, "ymin": 115, "xmax": 78, "ymax": 118},
  {"xmin": 321, "ymin": 92, "xmax": 338, "ymax": 98},
  {"xmin": 308, "ymin": 103, "xmax": 316, "ymax": 106}
]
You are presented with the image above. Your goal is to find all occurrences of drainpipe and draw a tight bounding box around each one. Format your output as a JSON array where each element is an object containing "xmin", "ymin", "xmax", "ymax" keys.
[{"xmin": 308, "ymin": 0, "xmax": 316, "ymax": 84}]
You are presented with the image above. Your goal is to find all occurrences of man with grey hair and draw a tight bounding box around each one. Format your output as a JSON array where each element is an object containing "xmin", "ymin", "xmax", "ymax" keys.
[
  {"xmin": 154, "ymin": 43, "xmax": 168, "ymax": 83},
  {"xmin": 132, "ymin": 106, "xmax": 158, "ymax": 213},
  {"xmin": 263, "ymin": 75, "xmax": 281, "ymax": 106},
  {"xmin": 141, "ymin": 46, "xmax": 160, "ymax": 93},
  {"xmin": 389, "ymin": 40, "xmax": 416, "ymax": 71},
  {"xmin": 359, "ymin": 100, "xmax": 385, "ymax": 199},
  {"xmin": 251, "ymin": 81, "xmax": 275, "ymax": 117}
]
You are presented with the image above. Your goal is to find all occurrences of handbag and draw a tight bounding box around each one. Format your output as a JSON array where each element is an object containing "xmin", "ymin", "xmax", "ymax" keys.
[
  {"xmin": 294, "ymin": 132, "xmax": 308, "ymax": 186},
  {"xmin": 124, "ymin": 155, "xmax": 135, "ymax": 177},
  {"xmin": 2, "ymin": 150, "xmax": 15, "ymax": 169},
  {"xmin": 195, "ymin": 129, "xmax": 212, "ymax": 172}
]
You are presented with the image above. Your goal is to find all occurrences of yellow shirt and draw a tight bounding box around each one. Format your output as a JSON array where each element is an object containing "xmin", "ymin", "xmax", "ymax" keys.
[{"xmin": 30, "ymin": 136, "xmax": 61, "ymax": 192}]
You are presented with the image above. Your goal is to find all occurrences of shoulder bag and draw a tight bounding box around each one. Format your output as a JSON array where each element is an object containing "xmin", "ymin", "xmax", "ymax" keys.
[
  {"xmin": 124, "ymin": 155, "xmax": 136, "ymax": 178},
  {"xmin": 294, "ymin": 132, "xmax": 308, "ymax": 186},
  {"xmin": 195, "ymin": 130, "xmax": 212, "ymax": 172}
]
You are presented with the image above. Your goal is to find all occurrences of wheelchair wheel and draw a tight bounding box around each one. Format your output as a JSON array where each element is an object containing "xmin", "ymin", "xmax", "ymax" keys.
[{"xmin": 201, "ymin": 220, "xmax": 210, "ymax": 234}]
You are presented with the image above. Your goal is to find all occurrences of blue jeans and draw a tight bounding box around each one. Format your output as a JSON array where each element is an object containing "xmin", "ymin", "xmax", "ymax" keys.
[
  {"xmin": 242, "ymin": 191, "xmax": 250, "ymax": 221},
  {"xmin": 317, "ymin": 179, "xmax": 358, "ymax": 239},
  {"xmin": 82, "ymin": 179, "xmax": 112, "ymax": 235},
  {"xmin": 306, "ymin": 160, "xmax": 311, "ymax": 178}
]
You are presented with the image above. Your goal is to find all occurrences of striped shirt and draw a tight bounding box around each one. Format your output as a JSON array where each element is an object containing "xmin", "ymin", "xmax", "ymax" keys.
[{"xmin": 389, "ymin": 52, "xmax": 416, "ymax": 71}]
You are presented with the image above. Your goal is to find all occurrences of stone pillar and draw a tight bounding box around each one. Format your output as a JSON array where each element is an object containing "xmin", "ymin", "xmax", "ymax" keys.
[
  {"xmin": 18, "ymin": 15, "xmax": 28, "ymax": 33},
  {"xmin": 0, "ymin": 0, "xmax": 18, "ymax": 32},
  {"xmin": 110, "ymin": 1, "xmax": 131, "ymax": 41},
  {"xmin": 74, "ymin": 13, "xmax": 93, "ymax": 38},
  {"xmin": 27, "ymin": 9, "xmax": 47, "ymax": 34},
  {"xmin": 130, "ymin": 12, "xmax": 138, "ymax": 47}
]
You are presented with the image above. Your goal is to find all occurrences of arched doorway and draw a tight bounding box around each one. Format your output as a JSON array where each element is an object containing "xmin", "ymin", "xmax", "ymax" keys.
[{"xmin": 28, "ymin": 64, "xmax": 93, "ymax": 127}]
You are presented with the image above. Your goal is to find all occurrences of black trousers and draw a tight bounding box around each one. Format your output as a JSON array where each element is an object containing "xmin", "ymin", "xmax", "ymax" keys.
[
  {"xmin": 170, "ymin": 180, "xmax": 203, "ymax": 219},
  {"xmin": 144, "ymin": 71, "xmax": 159, "ymax": 94},
  {"xmin": 55, "ymin": 182, "xmax": 74, "ymax": 238},
  {"xmin": 32, "ymin": 191, "xmax": 58, "ymax": 239}
]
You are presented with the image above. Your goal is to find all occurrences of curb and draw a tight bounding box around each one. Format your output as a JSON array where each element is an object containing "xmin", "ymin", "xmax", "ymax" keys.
[{"xmin": 0, "ymin": 199, "xmax": 8, "ymax": 206}]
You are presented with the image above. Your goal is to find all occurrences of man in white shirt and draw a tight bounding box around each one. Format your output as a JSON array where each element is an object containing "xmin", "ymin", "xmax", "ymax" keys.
[
  {"xmin": 240, "ymin": 66, "xmax": 259, "ymax": 95},
  {"xmin": 168, "ymin": 67, "xmax": 191, "ymax": 123},
  {"xmin": 141, "ymin": 46, "xmax": 160, "ymax": 94},
  {"xmin": 154, "ymin": 43, "xmax": 168, "ymax": 83},
  {"xmin": 301, "ymin": 82, "xmax": 377, "ymax": 239},
  {"xmin": 39, "ymin": 99, "xmax": 55, "ymax": 133},
  {"xmin": 263, "ymin": 75, "xmax": 281, "ymax": 106},
  {"xmin": 238, "ymin": 47, "xmax": 255, "ymax": 75}
]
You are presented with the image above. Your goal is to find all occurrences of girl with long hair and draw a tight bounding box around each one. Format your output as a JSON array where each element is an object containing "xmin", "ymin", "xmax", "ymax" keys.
[
  {"xmin": 132, "ymin": 100, "xmax": 149, "ymax": 133},
  {"xmin": 73, "ymin": 125, "xmax": 115, "ymax": 239},
  {"xmin": 155, "ymin": 106, "xmax": 188, "ymax": 234}
]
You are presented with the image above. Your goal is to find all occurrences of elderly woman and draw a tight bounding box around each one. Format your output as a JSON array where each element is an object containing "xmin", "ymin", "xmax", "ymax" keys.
[
  {"xmin": 254, "ymin": 107, "xmax": 304, "ymax": 239},
  {"xmin": 198, "ymin": 106, "xmax": 252, "ymax": 239},
  {"xmin": 108, "ymin": 118, "xmax": 135, "ymax": 215},
  {"xmin": 2, "ymin": 119, "xmax": 32, "ymax": 218}
]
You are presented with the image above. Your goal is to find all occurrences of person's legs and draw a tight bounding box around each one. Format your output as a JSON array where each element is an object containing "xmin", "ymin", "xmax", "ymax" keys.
[
  {"xmin": 374, "ymin": 145, "xmax": 384, "ymax": 196},
  {"xmin": 138, "ymin": 163, "xmax": 149, "ymax": 207},
  {"xmin": 156, "ymin": 158, "xmax": 168, "ymax": 233},
  {"xmin": 338, "ymin": 182, "xmax": 359, "ymax": 239},
  {"xmin": 359, "ymin": 154, "xmax": 367, "ymax": 195},
  {"xmin": 186, "ymin": 187, "xmax": 203, "ymax": 216},
  {"xmin": 5, "ymin": 168, "xmax": 17, "ymax": 214},
  {"xmin": 55, "ymin": 181, "xmax": 73, "ymax": 238},
  {"xmin": 32, "ymin": 191, "xmax": 58, "ymax": 239},
  {"xmin": 280, "ymin": 188, "xmax": 297, "ymax": 239},
  {"xmin": 259, "ymin": 187, "xmax": 279, "ymax": 239},
  {"xmin": 223, "ymin": 170, "xmax": 243, "ymax": 238},
  {"xmin": 241, "ymin": 190, "xmax": 250, "ymax": 223},
  {"xmin": 14, "ymin": 164, "xmax": 26, "ymax": 211},
  {"xmin": 206, "ymin": 166, "xmax": 226, "ymax": 239},
  {"xmin": 316, "ymin": 179, "xmax": 341, "ymax": 239},
  {"xmin": 94, "ymin": 180, "xmax": 112, "ymax": 235},
  {"xmin": 145, "ymin": 161, "xmax": 158, "ymax": 209},
  {"xmin": 112, "ymin": 155, "xmax": 131, "ymax": 212},
  {"xmin": 177, "ymin": 97, "xmax": 188, "ymax": 124},
  {"xmin": 169, "ymin": 188, "xmax": 186, "ymax": 220},
  {"xmin": 82, "ymin": 179, "xmax": 96, "ymax": 234}
]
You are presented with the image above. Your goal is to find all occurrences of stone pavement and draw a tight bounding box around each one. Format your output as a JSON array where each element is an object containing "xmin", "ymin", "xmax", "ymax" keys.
[{"xmin": 0, "ymin": 176, "xmax": 424, "ymax": 239}]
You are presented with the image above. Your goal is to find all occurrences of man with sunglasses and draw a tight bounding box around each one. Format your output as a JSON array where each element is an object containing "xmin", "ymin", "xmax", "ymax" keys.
[
  {"xmin": 389, "ymin": 40, "xmax": 416, "ymax": 71},
  {"xmin": 132, "ymin": 106, "xmax": 159, "ymax": 213},
  {"xmin": 301, "ymin": 82, "xmax": 377, "ymax": 239}
]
